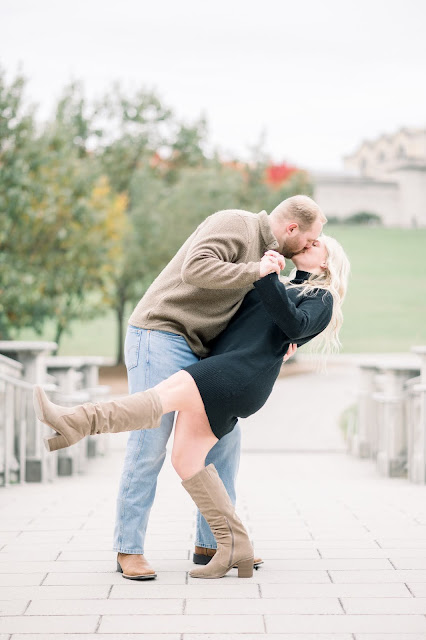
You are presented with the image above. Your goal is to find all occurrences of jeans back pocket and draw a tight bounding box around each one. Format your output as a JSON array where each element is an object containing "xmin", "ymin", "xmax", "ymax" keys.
[{"xmin": 124, "ymin": 328, "xmax": 142, "ymax": 371}]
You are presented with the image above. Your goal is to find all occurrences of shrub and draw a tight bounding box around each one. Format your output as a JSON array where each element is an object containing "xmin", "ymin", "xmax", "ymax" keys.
[
  {"xmin": 339, "ymin": 403, "xmax": 358, "ymax": 442},
  {"xmin": 344, "ymin": 211, "xmax": 382, "ymax": 225}
]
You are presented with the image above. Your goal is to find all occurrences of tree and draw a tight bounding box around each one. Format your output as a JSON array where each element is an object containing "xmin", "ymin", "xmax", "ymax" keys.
[
  {"xmin": 128, "ymin": 160, "xmax": 246, "ymax": 267},
  {"xmin": 1, "ymin": 71, "xmax": 315, "ymax": 361},
  {"xmin": 0, "ymin": 73, "xmax": 125, "ymax": 346},
  {"xmin": 91, "ymin": 86, "xmax": 211, "ymax": 362},
  {"xmin": 93, "ymin": 85, "xmax": 173, "ymax": 196},
  {"xmin": 0, "ymin": 69, "xmax": 42, "ymax": 338}
]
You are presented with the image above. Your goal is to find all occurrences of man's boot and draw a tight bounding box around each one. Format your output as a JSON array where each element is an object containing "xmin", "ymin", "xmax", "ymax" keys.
[
  {"xmin": 116, "ymin": 553, "xmax": 157, "ymax": 580},
  {"xmin": 182, "ymin": 463, "xmax": 254, "ymax": 579},
  {"xmin": 33, "ymin": 385, "xmax": 163, "ymax": 452},
  {"xmin": 193, "ymin": 545, "xmax": 264, "ymax": 569}
]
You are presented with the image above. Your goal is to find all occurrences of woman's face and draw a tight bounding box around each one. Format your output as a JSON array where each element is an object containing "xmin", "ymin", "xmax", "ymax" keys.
[{"xmin": 291, "ymin": 237, "xmax": 328, "ymax": 274}]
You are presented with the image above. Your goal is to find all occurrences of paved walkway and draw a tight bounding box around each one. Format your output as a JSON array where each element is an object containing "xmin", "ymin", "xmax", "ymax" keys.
[{"xmin": 1, "ymin": 364, "xmax": 426, "ymax": 639}]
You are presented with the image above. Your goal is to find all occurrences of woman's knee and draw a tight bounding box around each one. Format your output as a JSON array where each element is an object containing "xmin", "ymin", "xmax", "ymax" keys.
[
  {"xmin": 171, "ymin": 448, "xmax": 204, "ymax": 479},
  {"xmin": 171, "ymin": 451, "xmax": 191, "ymax": 479}
]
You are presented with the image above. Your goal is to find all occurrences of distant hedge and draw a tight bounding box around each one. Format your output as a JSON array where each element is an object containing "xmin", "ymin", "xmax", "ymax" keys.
[{"xmin": 326, "ymin": 212, "xmax": 383, "ymax": 225}]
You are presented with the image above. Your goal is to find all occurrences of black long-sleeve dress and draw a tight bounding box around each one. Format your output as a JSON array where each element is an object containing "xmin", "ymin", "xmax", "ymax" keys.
[{"xmin": 183, "ymin": 270, "xmax": 334, "ymax": 439}]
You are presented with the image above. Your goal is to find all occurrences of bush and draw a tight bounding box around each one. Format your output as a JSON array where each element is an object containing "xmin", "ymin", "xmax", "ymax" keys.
[
  {"xmin": 325, "ymin": 215, "xmax": 342, "ymax": 224},
  {"xmin": 344, "ymin": 211, "xmax": 382, "ymax": 225},
  {"xmin": 339, "ymin": 403, "xmax": 358, "ymax": 442},
  {"xmin": 325, "ymin": 212, "xmax": 383, "ymax": 225}
]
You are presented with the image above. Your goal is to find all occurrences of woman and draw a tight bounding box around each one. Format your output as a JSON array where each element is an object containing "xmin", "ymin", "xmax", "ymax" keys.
[{"xmin": 33, "ymin": 234, "xmax": 350, "ymax": 580}]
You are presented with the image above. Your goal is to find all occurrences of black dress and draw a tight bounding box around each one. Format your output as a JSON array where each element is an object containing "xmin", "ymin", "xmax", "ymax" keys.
[{"xmin": 183, "ymin": 270, "xmax": 334, "ymax": 439}]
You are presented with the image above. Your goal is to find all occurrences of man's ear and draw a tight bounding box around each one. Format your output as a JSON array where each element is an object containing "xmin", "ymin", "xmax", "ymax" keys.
[{"xmin": 287, "ymin": 223, "xmax": 298, "ymax": 234}]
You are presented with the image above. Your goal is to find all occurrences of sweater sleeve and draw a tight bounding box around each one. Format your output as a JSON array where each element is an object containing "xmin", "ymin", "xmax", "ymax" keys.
[
  {"xmin": 253, "ymin": 272, "xmax": 333, "ymax": 340},
  {"xmin": 180, "ymin": 212, "xmax": 261, "ymax": 290}
]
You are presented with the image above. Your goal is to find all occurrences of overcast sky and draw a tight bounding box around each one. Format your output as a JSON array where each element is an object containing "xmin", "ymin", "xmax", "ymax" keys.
[{"xmin": 2, "ymin": 0, "xmax": 425, "ymax": 170}]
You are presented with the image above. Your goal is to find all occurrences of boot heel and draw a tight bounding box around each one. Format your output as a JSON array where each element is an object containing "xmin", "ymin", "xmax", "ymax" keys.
[
  {"xmin": 43, "ymin": 434, "xmax": 68, "ymax": 452},
  {"xmin": 116, "ymin": 560, "xmax": 123, "ymax": 573},
  {"xmin": 237, "ymin": 557, "xmax": 254, "ymax": 578}
]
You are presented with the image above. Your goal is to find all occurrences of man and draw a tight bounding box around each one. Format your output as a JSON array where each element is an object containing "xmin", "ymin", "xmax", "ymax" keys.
[{"xmin": 113, "ymin": 194, "xmax": 326, "ymax": 579}]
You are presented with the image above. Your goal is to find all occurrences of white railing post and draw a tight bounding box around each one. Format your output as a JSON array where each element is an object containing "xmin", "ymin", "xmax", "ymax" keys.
[
  {"xmin": 374, "ymin": 362, "xmax": 420, "ymax": 477},
  {"xmin": 0, "ymin": 342, "xmax": 115, "ymax": 488},
  {"xmin": 407, "ymin": 347, "xmax": 426, "ymax": 484},
  {"xmin": 355, "ymin": 361, "xmax": 380, "ymax": 458},
  {"xmin": 0, "ymin": 341, "xmax": 58, "ymax": 483}
]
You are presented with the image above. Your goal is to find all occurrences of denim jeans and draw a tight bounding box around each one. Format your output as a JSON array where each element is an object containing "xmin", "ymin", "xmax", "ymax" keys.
[{"xmin": 113, "ymin": 326, "xmax": 242, "ymax": 553}]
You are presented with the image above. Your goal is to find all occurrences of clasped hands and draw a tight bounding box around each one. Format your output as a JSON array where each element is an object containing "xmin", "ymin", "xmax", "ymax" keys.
[
  {"xmin": 259, "ymin": 250, "xmax": 285, "ymax": 277},
  {"xmin": 259, "ymin": 250, "xmax": 297, "ymax": 364}
]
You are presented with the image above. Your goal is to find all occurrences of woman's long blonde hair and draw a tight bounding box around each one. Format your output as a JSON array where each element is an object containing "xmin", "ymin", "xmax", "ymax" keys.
[{"xmin": 280, "ymin": 234, "xmax": 350, "ymax": 360}]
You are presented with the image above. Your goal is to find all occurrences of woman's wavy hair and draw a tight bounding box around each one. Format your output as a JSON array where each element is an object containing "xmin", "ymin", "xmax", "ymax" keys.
[{"xmin": 280, "ymin": 234, "xmax": 350, "ymax": 361}]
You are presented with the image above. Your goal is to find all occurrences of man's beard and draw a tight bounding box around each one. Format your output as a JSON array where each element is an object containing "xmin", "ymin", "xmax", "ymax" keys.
[{"xmin": 282, "ymin": 243, "xmax": 306, "ymax": 259}]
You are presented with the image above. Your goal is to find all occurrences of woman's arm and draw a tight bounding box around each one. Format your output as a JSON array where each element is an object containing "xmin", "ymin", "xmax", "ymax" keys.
[{"xmin": 253, "ymin": 272, "xmax": 333, "ymax": 341}]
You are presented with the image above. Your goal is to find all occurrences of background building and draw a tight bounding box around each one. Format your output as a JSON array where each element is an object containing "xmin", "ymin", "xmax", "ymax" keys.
[{"xmin": 313, "ymin": 128, "xmax": 426, "ymax": 227}]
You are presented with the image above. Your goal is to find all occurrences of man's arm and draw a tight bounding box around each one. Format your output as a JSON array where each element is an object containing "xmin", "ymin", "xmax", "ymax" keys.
[
  {"xmin": 253, "ymin": 273, "xmax": 333, "ymax": 341},
  {"xmin": 180, "ymin": 212, "xmax": 261, "ymax": 290}
]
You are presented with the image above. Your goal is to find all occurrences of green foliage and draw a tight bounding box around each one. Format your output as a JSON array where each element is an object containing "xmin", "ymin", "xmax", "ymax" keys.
[
  {"xmin": 3, "ymin": 69, "xmax": 315, "ymax": 361},
  {"xmin": 339, "ymin": 403, "xmax": 357, "ymax": 441},
  {"xmin": 0, "ymin": 72, "xmax": 124, "ymax": 344},
  {"xmin": 326, "ymin": 212, "xmax": 383, "ymax": 225},
  {"xmin": 94, "ymin": 85, "xmax": 173, "ymax": 195},
  {"xmin": 324, "ymin": 215, "xmax": 341, "ymax": 224},
  {"xmin": 123, "ymin": 160, "xmax": 247, "ymax": 303},
  {"xmin": 345, "ymin": 211, "xmax": 382, "ymax": 225}
]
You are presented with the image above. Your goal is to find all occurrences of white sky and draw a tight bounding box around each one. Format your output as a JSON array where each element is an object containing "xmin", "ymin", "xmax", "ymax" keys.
[{"xmin": 1, "ymin": 0, "xmax": 425, "ymax": 170}]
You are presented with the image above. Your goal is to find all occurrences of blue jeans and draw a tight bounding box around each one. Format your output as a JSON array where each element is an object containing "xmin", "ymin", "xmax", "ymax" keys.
[{"xmin": 113, "ymin": 326, "xmax": 242, "ymax": 553}]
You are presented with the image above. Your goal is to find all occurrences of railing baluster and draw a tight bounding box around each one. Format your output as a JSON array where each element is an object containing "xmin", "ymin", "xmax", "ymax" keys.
[{"xmin": 4, "ymin": 382, "xmax": 14, "ymax": 488}]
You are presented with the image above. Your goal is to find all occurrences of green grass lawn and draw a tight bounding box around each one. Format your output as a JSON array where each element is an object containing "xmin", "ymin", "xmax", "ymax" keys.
[
  {"xmin": 325, "ymin": 224, "xmax": 426, "ymax": 352},
  {"xmin": 15, "ymin": 225, "xmax": 426, "ymax": 358}
]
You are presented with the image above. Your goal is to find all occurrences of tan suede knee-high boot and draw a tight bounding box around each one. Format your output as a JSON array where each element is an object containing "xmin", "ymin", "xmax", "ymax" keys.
[
  {"xmin": 182, "ymin": 464, "xmax": 254, "ymax": 579},
  {"xmin": 33, "ymin": 385, "xmax": 163, "ymax": 453}
]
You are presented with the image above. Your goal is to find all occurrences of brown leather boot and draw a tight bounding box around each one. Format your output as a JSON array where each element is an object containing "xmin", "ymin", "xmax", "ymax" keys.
[
  {"xmin": 193, "ymin": 545, "xmax": 264, "ymax": 569},
  {"xmin": 116, "ymin": 553, "xmax": 157, "ymax": 580},
  {"xmin": 33, "ymin": 385, "xmax": 163, "ymax": 452}
]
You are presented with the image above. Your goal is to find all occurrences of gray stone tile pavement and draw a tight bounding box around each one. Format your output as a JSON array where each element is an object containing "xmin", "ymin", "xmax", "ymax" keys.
[{"xmin": 1, "ymin": 365, "xmax": 426, "ymax": 638}]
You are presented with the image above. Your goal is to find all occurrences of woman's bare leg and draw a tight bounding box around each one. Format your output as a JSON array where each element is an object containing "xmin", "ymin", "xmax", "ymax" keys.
[
  {"xmin": 153, "ymin": 370, "xmax": 207, "ymax": 415},
  {"xmin": 36, "ymin": 369, "xmax": 212, "ymax": 455},
  {"xmin": 157, "ymin": 372, "xmax": 254, "ymax": 579},
  {"xmin": 171, "ymin": 410, "xmax": 218, "ymax": 480},
  {"xmin": 153, "ymin": 370, "xmax": 218, "ymax": 479}
]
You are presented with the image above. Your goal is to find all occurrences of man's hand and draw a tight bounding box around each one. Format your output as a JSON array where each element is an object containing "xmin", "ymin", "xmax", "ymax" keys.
[
  {"xmin": 283, "ymin": 343, "xmax": 297, "ymax": 363},
  {"xmin": 259, "ymin": 250, "xmax": 286, "ymax": 278}
]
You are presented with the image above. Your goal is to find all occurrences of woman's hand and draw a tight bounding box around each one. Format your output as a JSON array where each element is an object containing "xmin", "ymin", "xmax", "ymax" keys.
[
  {"xmin": 259, "ymin": 250, "xmax": 286, "ymax": 278},
  {"xmin": 264, "ymin": 250, "xmax": 285, "ymax": 270},
  {"xmin": 283, "ymin": 343, "xmax": 297, "ymax": 363}
]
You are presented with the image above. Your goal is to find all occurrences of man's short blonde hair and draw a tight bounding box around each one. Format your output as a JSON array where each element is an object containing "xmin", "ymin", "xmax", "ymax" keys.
[{"xmin": 270, "ymin": 195, "xmax": 327, "ymax": 232}]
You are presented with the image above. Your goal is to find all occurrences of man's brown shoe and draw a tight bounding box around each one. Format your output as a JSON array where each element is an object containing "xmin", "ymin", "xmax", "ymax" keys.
[
  {"xmin": 193, "ymin": 545, "xmax": 264, "ymax": 569},
  {"xmin": 116, "ymin": 553, "xmax": 157, "ymax": 580}
]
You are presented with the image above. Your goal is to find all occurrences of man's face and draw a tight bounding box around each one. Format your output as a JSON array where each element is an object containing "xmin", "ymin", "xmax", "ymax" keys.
[{"xmin": 281, "ymin": 218, "xmax": 324, "ymax": 259}]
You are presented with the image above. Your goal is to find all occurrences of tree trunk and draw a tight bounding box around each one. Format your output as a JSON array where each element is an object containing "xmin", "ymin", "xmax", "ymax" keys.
[
  {"xmin": 54, "ymin": 324, "xmax": 64, "ymax": 353},
  {"xmin": 116, "ymin": 304, "xmax": 125, "ymax": 365}
]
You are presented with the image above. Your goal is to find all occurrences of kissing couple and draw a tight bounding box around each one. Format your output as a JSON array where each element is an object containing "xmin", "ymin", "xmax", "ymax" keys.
[{"xmin": 34, "ymin": 195, "xmax": 350, "ymax": 580}]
